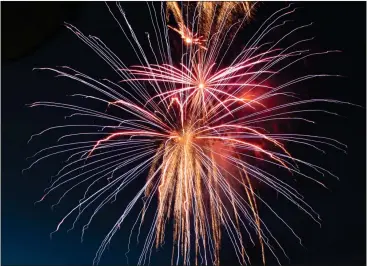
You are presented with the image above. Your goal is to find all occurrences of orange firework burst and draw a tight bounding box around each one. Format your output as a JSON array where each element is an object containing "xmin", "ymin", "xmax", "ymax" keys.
[
  {"xmin": 166, "ymin": 1, "xmax": 256, "ymax": 42},
  {"xmin": 168, "ymin": 23, "xmax": 207, "ymax": 50},
  {"xmin": 25, "ymin": 2, "xmax": 352, "ymax": 266}
]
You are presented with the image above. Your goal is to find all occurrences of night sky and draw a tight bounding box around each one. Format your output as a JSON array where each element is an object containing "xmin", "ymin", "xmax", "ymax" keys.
[{"xmin": 2, "ymin": 2, "xmax": 366, "ymax": 266}]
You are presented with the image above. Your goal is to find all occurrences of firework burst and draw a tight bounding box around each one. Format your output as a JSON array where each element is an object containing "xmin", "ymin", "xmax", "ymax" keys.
[{"xmin": 25, "ymin": 2, "xmax": 353, "ymax": 266}]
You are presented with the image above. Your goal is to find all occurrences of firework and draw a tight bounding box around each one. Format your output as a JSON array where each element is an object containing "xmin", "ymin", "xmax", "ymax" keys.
[
  {"xmin": 166, "ymin": 1, "xmax": 255, "ymax": 42},
  {"xmin": 26, "ymin": 2, "xmax": 351, "ymax": 266}
]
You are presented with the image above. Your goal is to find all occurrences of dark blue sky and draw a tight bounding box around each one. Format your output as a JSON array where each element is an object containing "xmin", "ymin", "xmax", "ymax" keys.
[{"xmin": 2, "ymin": 2, "xmax": 366, "ymax": 266}]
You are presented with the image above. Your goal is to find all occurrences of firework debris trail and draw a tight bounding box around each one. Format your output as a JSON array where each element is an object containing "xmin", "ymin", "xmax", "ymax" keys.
[{"xmin": 25, "ymin": 2, "xmax": 355, "ymax": 266}]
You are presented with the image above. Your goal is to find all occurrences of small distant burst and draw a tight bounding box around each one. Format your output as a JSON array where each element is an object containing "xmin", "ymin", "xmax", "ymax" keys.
[
  {"xmin": 25, "ymin": 2, "xmax": 352, "ymax": 266},
  {"xmin": 168, "ymin": 23, "xmax": 207, "ymax": 50}
]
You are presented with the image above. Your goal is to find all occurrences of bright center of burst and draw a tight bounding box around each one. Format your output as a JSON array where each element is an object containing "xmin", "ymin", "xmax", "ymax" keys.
[
  {"xmin": 198, "ymin": 83, "xmax": 205, "ymax": 89},
  {"xmin": 177, "ymin": 130, "xmax": 193, "ymax": 145},
  {"xmin": 185, "ymin": 37, "xmax": 192, "ymax": 44}
]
